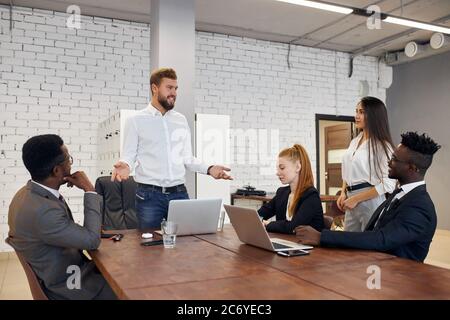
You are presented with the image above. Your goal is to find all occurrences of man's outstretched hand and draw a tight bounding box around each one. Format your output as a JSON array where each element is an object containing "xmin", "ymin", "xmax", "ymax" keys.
[
  {"xmin": 111, "ymin": 161, "xmax": 130, "ymax": 182},
  {"xmin": 208, "ymin": 165, "xmax": 233, "ymax": 180}
]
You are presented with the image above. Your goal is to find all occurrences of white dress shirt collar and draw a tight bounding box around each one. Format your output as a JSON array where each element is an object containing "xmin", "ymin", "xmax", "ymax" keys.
[
  {"xmin": 399, "ymin": 181, "xmax": 426, "ymax": 197},
  {"xmin": 148, "ymin": 102, "xmax": 170, "ymax": 117},
  {"xmin": 31, "ymin": 180, "xmax": 60, "ymax": 199}
]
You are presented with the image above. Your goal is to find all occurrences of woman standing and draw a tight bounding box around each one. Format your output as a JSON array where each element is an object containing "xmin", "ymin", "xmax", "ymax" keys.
[
  {"xmin": 258, "ymin": 144, "xmax": 324, "ymax": 234},
  {"xmin": 337, "ymin": 96, "xmax": 396, "ymax": 231}
]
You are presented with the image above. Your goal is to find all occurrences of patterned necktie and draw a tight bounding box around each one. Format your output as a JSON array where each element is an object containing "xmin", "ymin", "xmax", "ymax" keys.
[
  {"xmin": 374, "ymin": 187, "xmax": 403, "ymax": 228},
  {"xmin": 59, "ymin": 195, "xmax": 74, "ymax": 222},
  {"xmin": 386, "ymin": 188, "xmax": 403, "ymax": 211}
]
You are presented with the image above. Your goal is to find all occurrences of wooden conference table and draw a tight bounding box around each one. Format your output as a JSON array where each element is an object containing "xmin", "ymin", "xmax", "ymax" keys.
[{"xmin": 90, "ymin": 225, "xmax": 450, "ymax": 300}]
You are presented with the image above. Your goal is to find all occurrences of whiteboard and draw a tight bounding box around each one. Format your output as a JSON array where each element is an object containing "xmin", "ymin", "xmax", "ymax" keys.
[{"xmin": 195, "ymin": 114, "xmax": 231, "ymax": 225}]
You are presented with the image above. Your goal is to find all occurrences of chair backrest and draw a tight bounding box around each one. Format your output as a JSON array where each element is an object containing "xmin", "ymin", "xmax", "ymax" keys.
[
  {"xmin": 95, "ymin": 176, "xmax": 138, "ymax": 230},
  {"xmin": 323, "ymin": 215, "xmax": 334, "ymax": 230},
  {"xmin": 15, "ymin": 251, "xmax": 48, "ymax": 300}
]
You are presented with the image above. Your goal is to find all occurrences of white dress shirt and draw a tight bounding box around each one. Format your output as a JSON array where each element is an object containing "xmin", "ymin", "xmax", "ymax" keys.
[
  {"xmin": 342, "ymin": 132, "xmax": 396, "ymax": 195},
  {"xmin": 120, "ymin": 103, "xmax": 210, "ymax": 187},
  {"xmin": 32, "ymin": 180, "xmax": 60, "ymax": 199}
]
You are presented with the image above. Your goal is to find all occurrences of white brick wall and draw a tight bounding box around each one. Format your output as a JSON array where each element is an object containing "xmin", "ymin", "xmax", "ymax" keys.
[
  {"xmin": 195, "ymin": 32, "xmax": 386, "ymax": 193},
  {"xmin": 0, "ymin": 5, "xmax": 386, "ymax": 251},
  {"xmin": 0, "ymin": 6, "xmax": 150, "ymax": 251}
]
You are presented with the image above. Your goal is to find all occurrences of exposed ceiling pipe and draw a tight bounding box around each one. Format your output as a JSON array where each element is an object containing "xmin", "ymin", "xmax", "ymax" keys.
[
  {"xmin": 9, "ymin": 0, "xmax": 13, "ymax": 31},
  {"xmin": 348, "ymin": 14, "xmax": 450, "ymax": 75},
  {"xmin": 383, "ymin": 35, "xmax": 450, "ymax": 66},
  {"xmin": 430, "ymin": 32, "xmax": 450, "ymax": 49},
  {"xmin": 350, "ymin": 14, "xmax": 450, "ymax": 57},
  {"xmin": 404, "ymin": 41, "xmax": 426, "ymax": 58}
]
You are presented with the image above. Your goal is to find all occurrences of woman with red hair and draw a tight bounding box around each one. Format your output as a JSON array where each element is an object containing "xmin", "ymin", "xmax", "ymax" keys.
[{"xmin": 258, "ymin": 144, "xmax": 324, "ymax": 234}]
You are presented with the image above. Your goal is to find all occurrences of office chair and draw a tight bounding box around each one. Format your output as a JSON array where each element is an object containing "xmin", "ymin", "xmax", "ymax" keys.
[
  {"xmin": 95, "ymin": 176, "xmax": 138, "ymax": 230},
  {"xmin": 323, "ymin": 215, "xmax": 334, "ymax": 230},
  {"xmin": 15, "ymin": 250, "xmax": 48, "ymax": 300}
]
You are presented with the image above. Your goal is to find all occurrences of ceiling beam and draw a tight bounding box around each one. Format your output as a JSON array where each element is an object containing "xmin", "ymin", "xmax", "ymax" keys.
[
  {"xmin": 289, "ymin": 0, "xmax": 385, "ymax": 45},
  {"xmin": 0, "ymin": 0, "xmax": 151, "ymax": 23},
  {"xmin": 195, "ymin": 21, "xmax": 296, "ymax": 43}
]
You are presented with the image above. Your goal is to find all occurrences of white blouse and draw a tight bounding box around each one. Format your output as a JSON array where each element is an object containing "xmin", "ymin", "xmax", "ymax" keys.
[
  {"xmin": 341, "ymin": 132, "xmax": 396, "ymax": 195},
  {"xmin": 285, "ymin": 193, "xmax": 293, "ymax": 221}
]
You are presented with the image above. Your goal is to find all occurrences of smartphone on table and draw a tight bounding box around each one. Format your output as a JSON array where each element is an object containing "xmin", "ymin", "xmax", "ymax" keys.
[
  {"xmin": 101, "ymin": 233, "xmax": 124, "ymax": 241},
  {"xmin": 277, "ymin": 249, "xmax": 309, "ymax": 257},
  {"xmin": 141, "ymin": 238, "xmax": 164, "ymax": 246}
]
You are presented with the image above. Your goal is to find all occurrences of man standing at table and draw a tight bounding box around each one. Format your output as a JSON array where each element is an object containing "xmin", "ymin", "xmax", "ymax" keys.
[{"xmin": 112, "ymin": 68, "xmax": 232, "ymax": 229}]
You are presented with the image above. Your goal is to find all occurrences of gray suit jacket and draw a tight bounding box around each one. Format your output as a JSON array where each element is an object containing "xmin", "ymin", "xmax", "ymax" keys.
[{"xmin": 6, "ymin": 180, "xmax": 108, "ymax": 299}]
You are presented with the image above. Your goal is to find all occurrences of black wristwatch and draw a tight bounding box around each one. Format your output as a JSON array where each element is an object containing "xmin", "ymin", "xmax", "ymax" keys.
[{"xmin": 207, "ymin": 165, "xmax": 214, "ymax": 175}]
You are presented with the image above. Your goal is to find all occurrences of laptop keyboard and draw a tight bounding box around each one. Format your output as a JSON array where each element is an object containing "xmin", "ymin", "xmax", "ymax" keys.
[{"xmin": 272, "ymin": 242, "xmax": 292, "ymax": 250}]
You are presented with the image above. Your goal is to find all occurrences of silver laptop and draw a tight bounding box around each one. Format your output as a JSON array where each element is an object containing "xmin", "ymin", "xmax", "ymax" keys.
[
  {"xmin": 224, "ymin": 204, "xmax": 313, "ymax": 252},
  {"xmin": 166, "ymin": 199, "xmax": 223, "ymax": 236}
]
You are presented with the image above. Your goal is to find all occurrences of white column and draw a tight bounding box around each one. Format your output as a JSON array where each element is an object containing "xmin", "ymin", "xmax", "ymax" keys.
[{"xmin": 150, "ymin": 0, "xmax": 197, "ymax": 195}]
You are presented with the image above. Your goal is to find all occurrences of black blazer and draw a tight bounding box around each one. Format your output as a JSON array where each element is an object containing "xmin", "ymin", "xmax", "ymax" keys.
[
  {"xmin": 258, "ymin": 186, "xmax": 324, "ymax": 234},
  {"xmin": 320, "ymin": 185, "xmax": 437, "ymax": 262}
]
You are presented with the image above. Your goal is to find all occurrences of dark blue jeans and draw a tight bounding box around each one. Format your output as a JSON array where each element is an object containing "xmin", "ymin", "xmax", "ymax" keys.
[{"xmin": 135, "ymin": 186, "xmax": 189, "ymax": 229}]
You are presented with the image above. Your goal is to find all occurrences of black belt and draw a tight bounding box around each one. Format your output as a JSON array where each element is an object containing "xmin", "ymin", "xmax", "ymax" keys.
[
  {"xmin": 137, "ymin": 183, "xmax": 187, "ymax": 194},
  {"xmin": 346, "ymin": 182, "xmax": 372, "ymax": 192}
]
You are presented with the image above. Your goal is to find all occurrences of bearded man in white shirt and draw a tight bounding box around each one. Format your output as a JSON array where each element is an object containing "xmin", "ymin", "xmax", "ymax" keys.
[{"xmin": 112, "ymin": 68, "xmax": 232, "ymax": 229}]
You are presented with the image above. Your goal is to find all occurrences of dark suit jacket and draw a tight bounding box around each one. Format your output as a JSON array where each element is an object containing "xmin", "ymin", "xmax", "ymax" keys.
[
  {"xmin": 320, "ymin": 185, "xmax": 437, "ymax": 262},
  {"xmin": 258, "ymin": 186, "xmax": 324, "ymax": 234},
  {"xmin": 6, "ymin": 181, "xmax": 109, "ymax": 299}
]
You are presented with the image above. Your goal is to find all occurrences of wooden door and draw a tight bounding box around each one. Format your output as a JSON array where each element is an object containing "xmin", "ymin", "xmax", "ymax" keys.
[{"xmin": 324, "ymin": 123, "xmax": 352, "ymax": 196}]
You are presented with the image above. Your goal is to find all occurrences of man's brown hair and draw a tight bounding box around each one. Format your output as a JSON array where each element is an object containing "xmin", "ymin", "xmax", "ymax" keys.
[{"xmin": 150, "ymin": 68, "xmax": 177, "ymax": 95}]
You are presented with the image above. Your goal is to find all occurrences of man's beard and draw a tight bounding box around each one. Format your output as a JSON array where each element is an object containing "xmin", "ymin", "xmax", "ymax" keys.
[{"xmin": 158, "ymin": 93, "xmax": 176, "ymax": 111}]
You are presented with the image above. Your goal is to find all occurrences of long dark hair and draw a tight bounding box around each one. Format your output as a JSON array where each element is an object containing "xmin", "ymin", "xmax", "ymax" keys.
[{"xmin": 359, "ymin": 96, "xmax": 394, "ymax": 181}]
